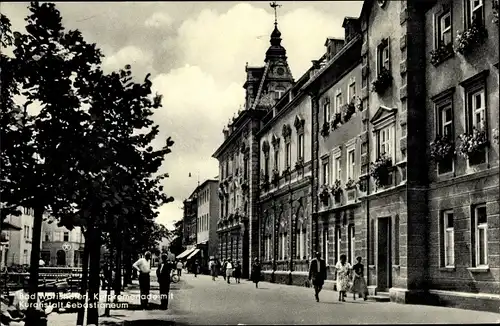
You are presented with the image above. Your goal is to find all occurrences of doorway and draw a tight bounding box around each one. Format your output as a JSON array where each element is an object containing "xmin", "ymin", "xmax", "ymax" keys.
[
  {"xmin": 377, "ymin": 217, "xmax": 392, "ymax": 292},
  {"xmin": 56, "ymin": 250, "xmax": 66, "ymax": 266}
]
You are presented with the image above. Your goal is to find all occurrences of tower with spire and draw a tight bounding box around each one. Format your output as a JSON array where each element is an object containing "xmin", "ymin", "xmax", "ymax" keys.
[{"xmin": 243, "ymin": 1, "xmax": 294, "ymax": 111}]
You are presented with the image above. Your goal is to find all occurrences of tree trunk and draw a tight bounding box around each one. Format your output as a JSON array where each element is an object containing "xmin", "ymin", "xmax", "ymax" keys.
[
  {"xmin": 25, "ymin": 206, "xmax": 44, "ymax": 326},
  {"xmin": 104, "ymin": 235, "xmax": 114, "ymax": 316},
  {"xmin": 114, "ymin": 236, "xmax": 122, "ymax": 296},
  {"xmin": 87, "ymin": 226, "xmax": 101, "ymax": 325},
  {"xmin": 123, "ymin": 247, "xmax": 131, "ymax": 287},
  {"xmin": 76, "ymin": 230, "xmax": 90, "ymax": 326}
]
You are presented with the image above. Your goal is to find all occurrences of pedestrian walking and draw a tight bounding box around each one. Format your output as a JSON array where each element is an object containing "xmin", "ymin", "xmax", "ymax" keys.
[
  {"xmin": 156, "ymin": 254, "xmax": 173, "ymax": 310},
  {"xmin": 225, "ymin": 259, "xmax": 234, "ymax": 284},
  {"xmin": 251, "ymin": 258, "xmax": 262, "ymax": 288},
  {"xmin": 193, "ymin": 259, "xmax": 200, "ymax": 277},
  {"xmin": 209, "ymin": 257, "xmax": 217, "ymax": 281},
  {"xmin": 351, "ymin": 256, "xmax": 368, "ymax": 300},
  {"xmin": 221, "ymin": 259, "xmax": 227, "ymax": 281},
  {"xmin": 308, "ymin": 251, "xmax": 327, "ymax": 302},
  {"xmin": 132, "ymin": 251, "xmax": 152, "ymax": 309},
  {"xmin": 234, "ymin": 261, "xmax": 242, "ymax": 283},
  {"xmin": 176, "ymin": 260, "xmax": 183, "ymax": 277},
  {"xmin": 335, "ymin": 254, "xmax": 352, "ymax": 302}
]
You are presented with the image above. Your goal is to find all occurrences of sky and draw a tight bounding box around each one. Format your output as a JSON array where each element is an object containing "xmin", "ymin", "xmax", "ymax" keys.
[{"xmin": 1, "ymin": 1, "xmax": 363, "ymax": 230}]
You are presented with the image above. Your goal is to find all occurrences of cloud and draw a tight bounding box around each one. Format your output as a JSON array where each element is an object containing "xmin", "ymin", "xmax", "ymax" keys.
[
  {"xmin": 145, "ymin": 12, "xmax": 174, "ymax": 28},
  {"xmin": 150, "ymin": 64, "xmax": 244, "ymax": 229},
  {"xmin": 151, "ymin": 3, "xmax": 347, "ymax": 229},
  {"xmin": 102, "ymin": 45, "xmax": 154, "ymax": 75}
]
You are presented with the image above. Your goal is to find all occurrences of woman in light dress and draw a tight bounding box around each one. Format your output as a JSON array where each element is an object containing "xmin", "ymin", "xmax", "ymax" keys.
[
  {"xmin": 335, "ymin": 254, "xmax": 351, "ymax": 302},
  {"xmin": 225, "ymin": 259, "xmax": 234, "ymax": 284}
]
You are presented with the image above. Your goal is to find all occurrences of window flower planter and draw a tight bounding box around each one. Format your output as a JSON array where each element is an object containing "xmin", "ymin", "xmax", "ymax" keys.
[
  {"xmin": 345, "ymin": 178, "xmax": 356, "ymax": 189},
  {"xmin": 371, "ymin": 67, "xmax": 393, "ymax": 94},
  {"xmin": 456, "ymin": 128, "xmax": 489, "ymax": 158},
  {"xmin": 455, "ymin": 22, "xmax": 487, "ymax": 55},
  {"xmin": 295, "ymin": 157, "xmax": 304, "ymax": 170},
  {"xmin": 493, "ymin": 128, "xmax": 499, "ymax": 144},
  {"xmin": 342, "ymin": 101, "xmax": 356, "ymax": 123},
  {"xmin": 493, "ymin": 0, "xmax": 499, "ymax": 25},
  {"xmin": 320, "ymin": 121, "xmax": 330, "ymax": 137},
  {"xmin": 241, "ymin": 180, "xmax": 249, "ymax": 193},
  {"xmin": 282, "ymin": 166, "xmax": 291, "ymax": 178},
  {"xmin": 330, "ymin": 179, "xmax": 342, "ymax": 197},
  {"xmin": 430, "ymin": 134, "xmax": 455, "ymax": 161},
  {"xmin": 331, "ymin": 113, "xmax": 342, "ymax": 130},
  {"xmin": 430, "ymin": 43, "xmax": 454, "ymax": 66},
  {"xmin": 318, "ymin": 184, "xmax": 330, "ymax": 206},
  {"xmin": 370, "ymin": 154, "xmax": 392, "ymax": 187},
  {"xmin": 271, "ymin": 168, "xmax": 280, "ymax": 186}
]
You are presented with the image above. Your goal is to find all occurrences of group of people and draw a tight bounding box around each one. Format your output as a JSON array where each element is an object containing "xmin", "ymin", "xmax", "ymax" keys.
[
  {"xmin": 208, "ymin": 257, "xmax": 262, "ymax": 288},
  {"xmin": 308, "ymin": 252, "xmax": 368, "ymax": 302}
]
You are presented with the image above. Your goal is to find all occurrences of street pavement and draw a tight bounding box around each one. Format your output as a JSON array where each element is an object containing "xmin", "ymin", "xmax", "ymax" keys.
[
  {"xmin": 163, "ymin": 273, "xmax": 500, "ymax": 325},
  {"xmin": 45, "ymin": 271, "xmax": 500, "ymax": 325}
]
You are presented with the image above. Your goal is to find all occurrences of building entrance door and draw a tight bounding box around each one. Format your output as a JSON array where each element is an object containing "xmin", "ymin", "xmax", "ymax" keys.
[{"xmin": 377, "ymin": 217, "xmax": 392, "ymax": 292}]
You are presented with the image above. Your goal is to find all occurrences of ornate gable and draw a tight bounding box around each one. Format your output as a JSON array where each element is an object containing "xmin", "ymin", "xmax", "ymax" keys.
[
  {"xmin": 370, "ymin": 105, "xmax": 397, "ymax": 130},
  {"xmin": 294, "ymin": 114, "xmax": 305, "ymax": 131}
]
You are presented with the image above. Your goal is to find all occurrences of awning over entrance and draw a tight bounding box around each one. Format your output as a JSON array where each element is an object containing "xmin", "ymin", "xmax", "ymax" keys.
[
  {"xmin": 176, "ymin": 247, "xmax": 196, "ymax": 259},
  {"xmin": 186, "ymin": 248, "xmax": 200, "ymax": 260}
]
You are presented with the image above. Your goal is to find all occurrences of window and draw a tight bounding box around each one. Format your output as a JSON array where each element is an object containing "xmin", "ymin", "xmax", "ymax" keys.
[
  {"xmin": 285, "ymin": 142, "xmax": 291, "ymax": 168},
  {"xmin": 298, "ymin": 134, "xmax": 304, "ymax": 160},
  {"xmin": 468, "ymin": 0, "xmax": 484, "ymax": 26},
  {"xmin": 303, "ymin": 228, "xmax": 308, "ymax": 259},
  {"xmin": 225, "ymin": 161, "xmax": 229, "ymax": 178},
  {"xmin": 243, "ymin": 157, "xmax": 249, "ymax": 179},
  {"xmin": 284, "ymin": 232, "xmax": 288, "ymax": 259},
  {"xmin": 335, "ymin": 227, "xmax": 341, "ymax": 263},
  {"xmin": 347, "ymin": 149, "xmax": 355, "ymax": 180},
  {"xmin": 377, "ymin": 126, "xmax": 393, "ymax": 159},
  {"xmin": 323, "ymin": 227, "xmax": 329, "ymax": 264},
  {"xmin": 264, "ymin": 156, "xmax": 270, "ymax": 176},
  {"xmin": 274, "ymin": 148, "xmax": 279, "ymax": 170},
  {"xmin": 323, "ymin": 98, "xmax": 331, "ymax": 122},
  {"xmin": 334, "ymin": 156, "xmax": 342, "ymax": 182},
  {"xmin": 438, "ymin": 104, "xmax": 453, "ymax": 137},
  {"xmin": 348, "ymin": 225, "xmax": 355, "ymax": 264},
  {"xmin": 437, "ymin": 11, "xmax": 452, "ymax": 47},
  {"xmin": 472, "ymin": 205, "xmax": 488, "ymax": 267},
  {"xmin": 44, "ymin": 232, "xmax": 50, "ymax": 242},
  {"xmin": 23, "ymin": 250, "xmax": 28, "ymax": 265},
  {"xmin": 468, "ymin": 89, "xmax": 485, "ymax": 131},
  {"xmin": 335, "ymin": 92, "xmax": 343, "ymax": 114},
  {"xmin": 440, "ymin": 210, "xmax": 455, "ymax": 267},
  {"xmin": 348, "ymin": 80, "xmax": 356, "ymax": 101},
  {"xmin": 378, "ymin": 40, "xmax": 390, "ymax": 73},
  {"xmin": 274, "ymin": 87, "xmax": 286, "ymax": 100},
  {"xmin": 322, "ymin": 159, "xmax": 330, "ymax": 185}
]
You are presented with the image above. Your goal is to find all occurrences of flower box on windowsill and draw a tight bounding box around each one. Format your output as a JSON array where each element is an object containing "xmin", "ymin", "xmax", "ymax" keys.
[
  {"xmin": 494, "ymin": 0, "xmax": 499, "ymax": 25},
  {"xmin": 331, "ymin": 113, "xmax": 342, "ymax": 130},
  {"xmin": 271, "ymin": 169, "xmax": 280, "ymax": 186},
  {"xmin": 456, "ymin": 128, "xmax": 489, "ymax": 162},
  {"xmin": 295, "ymin": 158, "xmax": 304, "ymax": 171},
  {"xmin": 345, "ymin": 178, "xmax": 356, "ymax": 190},
  {"xmin": 370, "ymin": 154, "xmax": 393, "ymax": 188},
  {"xmin": 318, "ymin": 184, "xmax": 330, "ymax": 206},
  {"xmin": 430, "ymin": 134, "xmax": 455, "ymax": 162},
  {"xmin": 341, "ymin": 102, "xmax": 356, "ymax": 123},
  {"xmin": 320, "ymin": 121, "xmax": 330, "ymax": 137},
  {"xmin": 430, "ymin": 43, "xmax": 454, "ymax": 66},
  {"xmin": 371, "ymin": 67, "xmax": 393, "ymax": 94},
  {"xmin": 455, "ymin": 22, "xmax": 488, "ymax": 56}
]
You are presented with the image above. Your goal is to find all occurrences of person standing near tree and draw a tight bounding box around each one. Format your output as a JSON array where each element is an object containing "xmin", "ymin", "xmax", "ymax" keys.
[
  {"xmin": 308, "ymin": 251, "xmax": 327, "ymax": 302},
  {"xmin": 132, "ymin": 251, "xmax": 152, "ymax": 309},
  {"xmin": 156, "ymin": 254, "xmax": 173, "ymax": 310}
]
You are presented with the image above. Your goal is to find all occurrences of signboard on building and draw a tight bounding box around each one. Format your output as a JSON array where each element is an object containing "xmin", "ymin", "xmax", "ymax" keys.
[{"xmin": 62, "ymin": 243, "xmax": 71, "ymax": 251}]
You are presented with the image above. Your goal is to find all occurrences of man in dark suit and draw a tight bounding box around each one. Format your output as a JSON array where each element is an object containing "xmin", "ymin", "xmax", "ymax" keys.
[
  {"xmin": 308, "ymin": 251, "xmax": 328, "ymax": 302},
  {"xmin": 156, "ymin": 253, "xmax": 173, "ymax": 310}
]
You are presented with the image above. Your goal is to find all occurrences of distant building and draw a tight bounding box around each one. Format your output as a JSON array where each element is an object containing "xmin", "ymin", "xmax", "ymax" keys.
[
  {"xmin": 41, "ymin": 220, "xmax": 85, "ymax": 267},
  {"xmin": 2, "ymin": 208, "xmax": 39, "ymax": 266},
  {"xmin": 195, "ymin": 179, "xmax": 219, "ymax": 272},
  {"xmin": 180, "ymin": 189, "xmax": 198, "ymax": 255}
]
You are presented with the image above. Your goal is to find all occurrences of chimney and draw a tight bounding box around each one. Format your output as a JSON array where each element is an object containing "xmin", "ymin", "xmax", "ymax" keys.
[
  {"xmin": 342, "ymin": 17, "xmax": 361, "ymax": 43},
  {"xmin": 223, "ymin": 126, "xmax": 229, "ymax": 140},
  {"xmin": 324, "ymin": 38, "xmax": 345, "ymax": 61}
]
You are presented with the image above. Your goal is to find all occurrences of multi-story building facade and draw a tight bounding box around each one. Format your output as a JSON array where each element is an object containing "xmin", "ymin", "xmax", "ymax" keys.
[
  {"xmin": 182, "ymin": 189, "xmax": 198, "ymax": 250},
  {"xmin": 304, "ymin": 17, "xmax": 363, "ymax": 289},
  {"xmin": 2, "ymin": 208, "xmax": 37, "ymax": 266},
  {"xmin": 422, "ymin": 0, "xmax": 499, "ymax": 311},
  {"xmin": 213, "ymin": 19, "xmax": 294, "ymax": 278},
  {"xmin": 195, "ymin": 179, "xmax": 219, "ymax": 271},
  {"xmin": 258, "ymin": 68, "xmax": 314, "ymax": 285},
  {"xmin": 211, "ymin": 0, "xmax": 499, "ymax": 311},
  {"xmin": 41, "ymin": 220, "xmax": 85, "ymax": 267}
]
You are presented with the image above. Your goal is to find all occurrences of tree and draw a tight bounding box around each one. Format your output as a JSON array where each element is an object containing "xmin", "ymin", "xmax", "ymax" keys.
[{"xmin": 168, "ymin": 220, "xmax": 185, "ymax": 256}]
